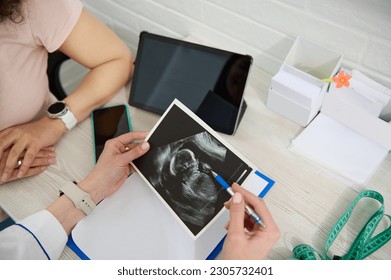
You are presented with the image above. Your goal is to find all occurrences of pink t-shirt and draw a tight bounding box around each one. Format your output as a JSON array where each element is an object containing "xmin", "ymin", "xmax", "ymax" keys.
[{"xmin": 0, "ymin": 0, "xmax": 82, "ymax": 131}]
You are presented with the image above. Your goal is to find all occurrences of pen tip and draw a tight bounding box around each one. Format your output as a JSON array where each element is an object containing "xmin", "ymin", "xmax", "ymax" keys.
[{"xmin": 210, "ymin": 170, "xmax": 217, "ymax": 176}]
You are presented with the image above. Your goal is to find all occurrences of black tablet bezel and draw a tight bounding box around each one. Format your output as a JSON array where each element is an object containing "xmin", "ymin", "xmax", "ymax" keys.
[{"xmin": 128, "ymin": 31, "xmax": 252, "ymax": 135}]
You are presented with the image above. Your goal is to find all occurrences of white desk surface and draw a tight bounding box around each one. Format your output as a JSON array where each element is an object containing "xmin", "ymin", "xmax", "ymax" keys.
[{"xmin": 1, "ymin": 81, "xmax": 390, "ymax": 260}]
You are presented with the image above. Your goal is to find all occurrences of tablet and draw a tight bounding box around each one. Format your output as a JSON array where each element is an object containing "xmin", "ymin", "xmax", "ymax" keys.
[{"xmin": 128, "ymin": 31, "xmax": 253, "ymax": 135}]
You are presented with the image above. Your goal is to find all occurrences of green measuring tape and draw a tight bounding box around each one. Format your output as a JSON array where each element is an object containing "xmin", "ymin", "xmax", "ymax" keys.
[{"xmin": 293, "ymin": 190, "xmax": 391, "ymax": 260}]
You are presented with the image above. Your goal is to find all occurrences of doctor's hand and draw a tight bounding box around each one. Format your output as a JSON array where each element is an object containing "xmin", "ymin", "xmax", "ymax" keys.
[
  {"xmin": 77, "ymin": 131, "xmax": 150, "ymax": 204},
  {"xmin": 221, "ymin": 183, "xmax": 280, "ymax": 260}
]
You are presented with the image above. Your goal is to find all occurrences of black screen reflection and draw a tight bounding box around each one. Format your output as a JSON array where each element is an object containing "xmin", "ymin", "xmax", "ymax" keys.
[{"xmin": 129, "ymin": 32, "xmax": 252, "ymax": 134}]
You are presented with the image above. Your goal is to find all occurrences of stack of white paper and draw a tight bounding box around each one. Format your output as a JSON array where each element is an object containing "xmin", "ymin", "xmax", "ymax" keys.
[{"xmin": 291, "ymin": 114, "xmax": 388, "ymax": 187}]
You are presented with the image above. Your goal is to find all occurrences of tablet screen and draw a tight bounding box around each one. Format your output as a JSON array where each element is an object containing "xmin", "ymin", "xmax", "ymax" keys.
[{"xmin": 128, "ymin": 32, "xmax": 252, "ymax": 134}]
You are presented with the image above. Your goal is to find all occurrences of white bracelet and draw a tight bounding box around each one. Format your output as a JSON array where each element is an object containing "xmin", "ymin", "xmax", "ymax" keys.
[{"xmin": 59, "ymin": 181, "xmax": 96, "ymax": 215}]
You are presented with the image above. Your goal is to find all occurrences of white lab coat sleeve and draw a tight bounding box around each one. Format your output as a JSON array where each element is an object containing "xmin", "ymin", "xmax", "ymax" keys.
[{"xmin": 0, "ymin": 210, "xmax": 67, "ymax": 259}]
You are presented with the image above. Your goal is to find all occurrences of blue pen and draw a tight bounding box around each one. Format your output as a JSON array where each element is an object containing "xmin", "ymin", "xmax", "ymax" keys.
[{"xmin": 211, "ymin": 170, "xmax": 266, "ymax": 228}]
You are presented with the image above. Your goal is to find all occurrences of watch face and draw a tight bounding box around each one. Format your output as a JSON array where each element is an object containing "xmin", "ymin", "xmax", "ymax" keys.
[{"xmin": 48, "ymin": 102, "xmax": 66, "ymax": 114}]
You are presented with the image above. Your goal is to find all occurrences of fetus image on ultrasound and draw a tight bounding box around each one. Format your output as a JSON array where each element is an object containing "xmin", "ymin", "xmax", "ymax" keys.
[
  {"xmin": 147, "ymin": 132, "xmax": 231, "ymax": 236},
  {"xmin": 133, "ymin": 103, "xmax": 253, "ymax": 236}
]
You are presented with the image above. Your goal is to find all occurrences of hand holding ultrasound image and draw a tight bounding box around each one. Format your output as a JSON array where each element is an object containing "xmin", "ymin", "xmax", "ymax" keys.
[
  {"xmin": 133, "ymin": 101, "xmax": 253, "ymax": 236},
  {"xmin": 92, "ymin": 105, "xmax": 132, "ymax": 162}
]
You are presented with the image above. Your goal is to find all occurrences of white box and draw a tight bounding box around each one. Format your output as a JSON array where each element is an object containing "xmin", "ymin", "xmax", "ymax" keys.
[
  {"xmin": 328, "ymin": 69, "xmax": 391, "ymax": 117},
  {"xmin": 267, "ymin": 37, "xmax": 343, "ymax": 126},
  {"xmin": 290, "ymin": 92, "xmax": 391, "ymax": 187}
]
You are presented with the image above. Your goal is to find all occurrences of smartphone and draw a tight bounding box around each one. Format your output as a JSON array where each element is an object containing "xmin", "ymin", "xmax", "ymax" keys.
[{"xmin": 91, "ymin": 104, "xmax": 132, "ymax": 162}]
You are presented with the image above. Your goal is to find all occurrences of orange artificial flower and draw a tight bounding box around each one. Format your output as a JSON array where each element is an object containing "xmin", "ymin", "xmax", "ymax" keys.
[{"xmin": 332, "ymin": 70, "xmax": 352, "ymax": 88}]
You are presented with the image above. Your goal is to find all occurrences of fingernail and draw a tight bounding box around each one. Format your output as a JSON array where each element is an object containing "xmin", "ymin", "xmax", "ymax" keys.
[
  {"xmin": 17, "ymin": 171, "xmax": 23, "ymax": 178},
  {"xmin": 49, "ymin": 158, "xmax": 56, "ymax": 164},
  {"xmin": 233, "ymin": 192, "xmax": 242, "ymax": 204},
  {"xmin": 141, "ymin": 142, "xmax": 150, "ymax": 150}
]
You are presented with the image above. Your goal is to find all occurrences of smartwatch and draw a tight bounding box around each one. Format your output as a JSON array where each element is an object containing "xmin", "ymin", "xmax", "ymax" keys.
[
  {"xmin": 59, "ymin": 181, "xmax": 96, "ymax": 215},
  {"xmin": 47, "ymin": 101, "xmax": 77, "ymax": 131}
]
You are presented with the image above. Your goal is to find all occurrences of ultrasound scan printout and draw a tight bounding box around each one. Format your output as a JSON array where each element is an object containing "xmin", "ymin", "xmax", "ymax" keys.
[{"xmin": 133, "ymin": 100, "xmax": 253, "ymax": 237}]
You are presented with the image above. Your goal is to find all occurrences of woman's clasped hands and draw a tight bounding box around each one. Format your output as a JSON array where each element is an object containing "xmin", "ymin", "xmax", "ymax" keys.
[{"xmin": 0, "ymin": 117, "xmax": 65, "ymax": 183}]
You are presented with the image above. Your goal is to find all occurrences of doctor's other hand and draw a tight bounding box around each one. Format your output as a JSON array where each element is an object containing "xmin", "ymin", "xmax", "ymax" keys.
[
  {"xmin": 77, "ymin": 131, "xmax": 150, "ymax": 204},
  {"xmin": 221, "ymin": 183, "xmax": 280, "ymax": 260}
]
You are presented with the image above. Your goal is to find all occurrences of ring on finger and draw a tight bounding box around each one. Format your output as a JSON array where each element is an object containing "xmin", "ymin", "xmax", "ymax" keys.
[
  {"xmin": 17, "ymin": 159, "xmax": 23, "ymax": 168},
  {"xmin": 124, "ymin": 145, "xmax": 130, "ymax": 152}
]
